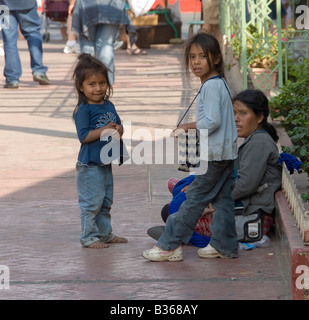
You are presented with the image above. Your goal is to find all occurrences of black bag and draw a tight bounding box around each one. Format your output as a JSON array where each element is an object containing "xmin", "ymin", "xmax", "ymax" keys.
[{"xmin": 235, "ymin": 207, "xmax": 263, "ymax": 242}]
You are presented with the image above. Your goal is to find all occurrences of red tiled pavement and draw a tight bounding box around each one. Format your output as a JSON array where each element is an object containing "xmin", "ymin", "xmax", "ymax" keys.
[{"xmin": 0, "ymin": 40, "xmax": 292, "ymax": 300}]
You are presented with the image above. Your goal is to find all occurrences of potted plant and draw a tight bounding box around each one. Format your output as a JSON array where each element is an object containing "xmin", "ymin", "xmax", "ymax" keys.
[{"xmin": 230, "ymin": 24, "xmax": 281, "ymax": 94}]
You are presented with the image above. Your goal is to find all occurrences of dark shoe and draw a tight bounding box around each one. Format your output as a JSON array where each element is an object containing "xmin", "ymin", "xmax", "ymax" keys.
[
  {"xmin": 147, "ymin": 226, "xmax": 165, "ymax": 241},
  {"xmin": 33, "ymin": 73, "xmax": 51, "ymax": 85},
  {"xmin": 4, "ymin": 82, "xmax": 19, "ymax": 89}
]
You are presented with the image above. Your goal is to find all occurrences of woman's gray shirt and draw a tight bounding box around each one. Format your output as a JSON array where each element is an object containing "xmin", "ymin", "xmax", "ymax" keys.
[{"xmin": 232, "ymin": 130, "xmax": 282, "ymax": 215}]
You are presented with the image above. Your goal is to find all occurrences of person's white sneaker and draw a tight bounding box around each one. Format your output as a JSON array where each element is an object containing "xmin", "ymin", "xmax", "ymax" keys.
[
  {"xmin": 142, "ymin": 245, "xmax": 183, "ymax": 262},
  {"xmin": 63, "ymin": 42, "xmax": 80, "ymax": 54},
  {"xmin": 198, "ymin": 244, "xmax": 238, "ymax": 259}
]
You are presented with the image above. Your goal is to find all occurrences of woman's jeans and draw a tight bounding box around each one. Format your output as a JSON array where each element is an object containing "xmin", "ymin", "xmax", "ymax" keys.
[
  {"xmin": 79, "ymin": 24, "xmax": 119, "ymax": 85},
  {"xmin": 76, "ymin": 163, "xmax": 115, "ymax": 247},
  {"xmin": 2, "ymin": 7, "xmax": 48, "ymax": 83},
  {"xmin": 157, "ymin": 160, "xmax": 239, "ymax": 256}
]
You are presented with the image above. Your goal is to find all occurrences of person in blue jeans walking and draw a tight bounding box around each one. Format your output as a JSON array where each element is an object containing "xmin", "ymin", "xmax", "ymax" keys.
[
  {"xmin": 142, "ymin": 33, "xmax": 239, "ymax": 261},
  {"xmin": 70, "ymin": 0, "xmax": 129, "ymax": 85},
  {"xmin": 0, "ymin": 0, "xmax": 50, "ymax": 88},
  {"xmin": 72, "ymin": 53, "xmax": 128, "ymax": 248}
]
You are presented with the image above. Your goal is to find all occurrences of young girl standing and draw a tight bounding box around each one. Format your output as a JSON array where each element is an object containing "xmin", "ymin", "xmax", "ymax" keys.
[
  {"xmin": 73, "ymin": 53, "xmax": 128, "ymax": 248},
  {"xmin": 142, "ymin": 33, "xmax": 239, "ymax": 261}
]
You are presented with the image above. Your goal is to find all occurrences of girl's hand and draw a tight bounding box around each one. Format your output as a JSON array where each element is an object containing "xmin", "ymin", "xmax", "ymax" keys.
[
  {"xmin": 101, "ymin": 123, "xmax": 122, "ymax": 141},
  {"xmin": 171, "ymin": 124, "xmax": 188, "ymax": 138},
  {"xmin": 171, "ymin": 122, "xmax": 196, "ymax": 137},
  {"xmin": 114, "ymin": 124, "xmax": 124, "ymax": 139},
  {"xmin": 82, "ymin": 123, "xmax": 121, "ymax": 144}
]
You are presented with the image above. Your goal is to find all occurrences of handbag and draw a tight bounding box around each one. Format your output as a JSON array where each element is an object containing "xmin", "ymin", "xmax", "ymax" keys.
[
  {"xmin": 178, "ymin": 130, "xmax": 200, "ymax": 172},
  {"xmin": 235, "ymin": 207, "xmax": 263, "ymax": 242},
  {"xmin": 234, "ymin": 166, "xmax": 263, "ymax": 243}
]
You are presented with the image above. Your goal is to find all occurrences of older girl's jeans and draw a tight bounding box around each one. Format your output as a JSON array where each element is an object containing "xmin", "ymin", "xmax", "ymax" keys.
[
  {"xmin": 2, "ymin": 7, "xmax": 48, "ymax": 83},
  {"xmin": 76, "ymin": 163, "xmax": 115, "ymax": 247},
  {"xmin": 79, "ymin": 24, "xmax": 119, "ymax": 85},
  {"xmin": 157, "ymin": 160, "xmax": 238, "ymax": 257}
]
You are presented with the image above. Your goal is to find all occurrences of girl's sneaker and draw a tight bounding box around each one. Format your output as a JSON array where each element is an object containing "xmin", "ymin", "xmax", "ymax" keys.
[
  {"xmin": 142, "ymin": 245, "xmax": 183, "ymax": 262},
  {"xmin": 198, "ymin": 244, "xmax": 238, "ymax": 259}
]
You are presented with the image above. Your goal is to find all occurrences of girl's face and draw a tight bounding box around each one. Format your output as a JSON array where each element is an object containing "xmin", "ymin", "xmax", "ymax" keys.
[
  {"xmin": 233, "ymin": 100, "xmax": 264, "ymax": 139},
  {"xmin": 189, "ymin": 43, "xmax": 219, "ymax": 83},
  {"xmin": 80, "ymin": 72, "xmax": 108, "ymax": 104}
]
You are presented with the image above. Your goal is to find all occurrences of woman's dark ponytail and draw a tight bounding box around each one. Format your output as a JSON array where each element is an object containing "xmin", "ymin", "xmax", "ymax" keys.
[{"xmin": 263, "ymin": 122, "xmax": 279, "ymax": 142}]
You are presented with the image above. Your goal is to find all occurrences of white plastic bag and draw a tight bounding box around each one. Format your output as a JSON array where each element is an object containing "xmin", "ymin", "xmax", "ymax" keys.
[
  {"xmin": 128, "ymin": 0, "xmax": 156, "ymax": 17},
  {"xmin": 36, "ymin": 0, "xmax": 42, "ymax": 8}
]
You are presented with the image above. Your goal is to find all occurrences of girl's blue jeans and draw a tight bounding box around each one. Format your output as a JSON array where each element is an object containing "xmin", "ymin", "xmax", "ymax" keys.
[
  {"xmin": 76, "ymin": 162, "xmax": 115, "ymax": 247},
  {"xmin": 79, "ymin": 23, "xmax": 119, "ymax": 85},
  {"xmin": 2, "ymin": 7, "xmax": 48, "ymax": 83},
  {"xmin": 157, "ymin": 160, "xmax": 239, "ymax": 257}
]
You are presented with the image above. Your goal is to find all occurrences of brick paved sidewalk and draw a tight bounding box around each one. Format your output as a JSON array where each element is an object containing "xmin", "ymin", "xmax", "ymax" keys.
[{"xmin": 0, "ymin": 40, "xmax": 290, "ymax": 300}]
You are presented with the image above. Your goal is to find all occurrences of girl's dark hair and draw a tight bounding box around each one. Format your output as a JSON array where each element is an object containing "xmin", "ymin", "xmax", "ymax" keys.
[
  {"xmin": 72, "ymin": 53, "xmax": 113, "ymax": 117},
  {"xmin": 184, "ymin": 32, "xmax": 224, "ymax": 77},
  {"xmin": 233, "ymin": 89, "xmax": 279, "ymax": 142}
]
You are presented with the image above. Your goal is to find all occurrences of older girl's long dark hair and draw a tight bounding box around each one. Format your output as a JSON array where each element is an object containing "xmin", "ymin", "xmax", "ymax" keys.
[
  {"xmin": 233, "ymin": 89, "xmax": 279, "ymax": 142},
  {"xmin": 72, "ymin": 53, "xmax": 113, "ymax": 118}
]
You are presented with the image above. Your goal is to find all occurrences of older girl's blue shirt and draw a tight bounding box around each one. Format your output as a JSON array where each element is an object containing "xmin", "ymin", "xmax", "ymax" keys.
[
  {"xmin": 74, "ymin": 101, "xmax": 121, "ymax": 165},
  {"xmin": 196, "ymin": 77, "xmax": 238, "ymax": 161}
]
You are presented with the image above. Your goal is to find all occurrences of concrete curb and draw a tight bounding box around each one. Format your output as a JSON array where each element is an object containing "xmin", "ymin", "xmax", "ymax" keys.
[{"xmin": 275, "ymin": 190, "xmax": 309, "ymax": 300}]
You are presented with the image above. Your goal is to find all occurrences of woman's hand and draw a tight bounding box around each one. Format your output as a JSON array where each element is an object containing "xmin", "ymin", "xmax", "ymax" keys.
[
  {"xmin": 181, "ymin": 184, "xmax": 215, "ymax": 217},
  {"xmin": 201, "ymin": 203, "xmax": 215, "ymax": 218},
  {"xmin": 181, "ymin": 185, "xmax": 190, "ymax": 193}
]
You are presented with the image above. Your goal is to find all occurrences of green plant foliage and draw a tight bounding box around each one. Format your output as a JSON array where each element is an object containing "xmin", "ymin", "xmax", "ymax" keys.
[{"xmin": 270, "ymin": 59, "xmax": 309, "ymax": 201}]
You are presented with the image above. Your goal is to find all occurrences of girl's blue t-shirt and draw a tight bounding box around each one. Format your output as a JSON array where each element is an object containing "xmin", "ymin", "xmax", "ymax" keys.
[{"xmin": 74, "ymin": 101, "xmax": 121, "ymax": 165}]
